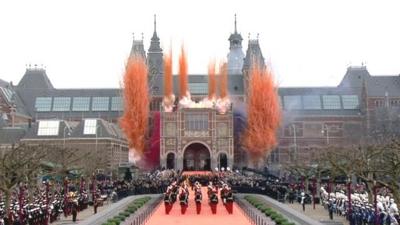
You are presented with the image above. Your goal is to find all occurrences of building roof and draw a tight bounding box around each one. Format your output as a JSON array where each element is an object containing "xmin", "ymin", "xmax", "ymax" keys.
[
  {"xmin": 339, "ymin": 66, "xmax": 400, "ymax": 97},
  {"xmin": 13, "ymin": 91, "xmax": 31, "ymax": 118},
  {"xmin": 15, "ymin": 87, "xmax": 122, "ymax": 120},
  {"xmin": 0, "ymin": 79, "xmax": 9, "ymax": 87},
  {"xmin": 278, "ymin": 86, "xmax": 363, "ymax": 115},
  {"xmin": 69, "ymin": 118, "xmax": 126, "ymax": 139},
  {"xmin": 17, "ymin": 68, "xmax": 54, "ymax": 89},
  {"xmin": 366, "ymin": 76, "xmax": 400, "ymax": 97},
  {"xmin": 22, "ymin": 119, "xmax": 126, "ymax": 141},
  {"xmin": 0, "ymin": 80, "xmax": 31, "ymax": 119}
]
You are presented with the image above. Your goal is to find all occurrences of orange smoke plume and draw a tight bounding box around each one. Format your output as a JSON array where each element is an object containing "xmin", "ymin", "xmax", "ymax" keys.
[
  {"xmin": 164, "ymin": 49, "xmax": 173, "ymax": 97},
  {"xmin": 208, "ymin": 62, "xmax": 216, "ymax": 99},
  {"xmin": 179, "ymin": 46, "xmax": 188, "ymax": 99},
  {"xmin": 241, "ymin": 65, "xmax": 281, "ymax": 161},
  {"xmin": 119, "ymin": 58, "xmax": 149, "ymax": 156},
  {"xmin": 219, "ymin": 63, "xmax": 228, "ymax": 99}
]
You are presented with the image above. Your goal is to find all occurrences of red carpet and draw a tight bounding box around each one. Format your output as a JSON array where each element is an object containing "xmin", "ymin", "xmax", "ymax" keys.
[{"xmin": 144, "ymin": 187, "xmax": 251, "ymax": 225}]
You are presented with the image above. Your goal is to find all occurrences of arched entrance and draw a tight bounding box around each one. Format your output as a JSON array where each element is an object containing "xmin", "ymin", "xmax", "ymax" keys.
[
  {"xmin": 166, "ymin": 152, "xmax": 175, "ymax": 169},
  {"xmin": 183, "ymin": 143, "xmax": 211, "ymax": 171},
  {"xmin": 218, "ymin": 153, "xmax": 228, "ymax": 170}
]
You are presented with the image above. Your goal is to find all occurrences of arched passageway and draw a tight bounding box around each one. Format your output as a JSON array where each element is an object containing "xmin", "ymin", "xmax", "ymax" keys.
[{"xmin": 183, "ymin": 143, "xmax": 211, "ymax": 171}]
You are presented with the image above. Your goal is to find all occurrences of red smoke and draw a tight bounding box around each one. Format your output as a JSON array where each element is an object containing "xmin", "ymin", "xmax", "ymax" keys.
[
  {"xmin": 179, "ymin": 46, "xmax": 188, "ymax": 99},
  {"xmin": 208, "ymin": 62, "xmax": 216, "ymax": 99},
  {"xmin": 241, "ymin": 65, "xmax": 281, "ymax": 161},
  {"xmin": 119, "ymin": 58, "xmax": 149, "ymax": 156},
  {"xmin": 164, "ymin": 49, "xmax": 173, "ymax": 97},
  {"xmin": 145, "ymin": 112, "xmax": 161, "ymax": 169},
  {"xmin": 219, "ymin": 63, "xmax": 228, "ymax": 99}
]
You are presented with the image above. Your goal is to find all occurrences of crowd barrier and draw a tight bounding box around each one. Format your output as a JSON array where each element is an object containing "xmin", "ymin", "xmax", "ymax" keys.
[
  {"xmin": 124, "ymin": 195, "xmax": 162, "ymax": 225},
  {"xmin": 235, "ymin": 196, "xmax": 274, "ymax": 225}
]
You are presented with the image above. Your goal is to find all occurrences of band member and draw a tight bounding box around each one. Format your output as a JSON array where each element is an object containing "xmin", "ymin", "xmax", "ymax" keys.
[
  {"xmin": 194, "ymin": 182, "xmax": 202, "ymax": 203},
  {"xmin": 71, "ymin": 200, "xmax": 78, "ymax": 222},
  {"xmin": 208, "ymin": 182, "xmax": 218, "ymax": 204},
  {"xmin": 207, "ymin": 182, "xmax": 214, "ymax": 198},
  {"xmin": 164, "ymin": 185, "xmax": 174, "ymax": 215},
  {"xmin": 220, "ymin": 184, "xmax": 233, "ymax": 205},
  {"xmin": 179, "ymin": 184, "xmax": 189, "ymax": 205}
]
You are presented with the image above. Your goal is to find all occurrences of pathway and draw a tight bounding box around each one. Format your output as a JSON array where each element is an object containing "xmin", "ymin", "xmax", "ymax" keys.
[
  {"xmin": 52, "ymin": 201, "xmax": 111, "ymax": 225},
  {"xmin": 144, "ymin": 187, "xmax": 252, "ymax": 225},
  {"xmin": 285, "ymin": 202, "xmax": 348, "ymax": 225}
]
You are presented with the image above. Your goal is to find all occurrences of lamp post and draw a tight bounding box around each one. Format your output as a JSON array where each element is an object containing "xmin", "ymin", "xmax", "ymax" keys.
[
  {"xmin": 312, "ymin": 177, "xmax": 316, "ymax": 210},
  {"xmin": 327, "ymin": 176, "xmax": 332, "ymax": 199},
  {"xmin": 63, "ymin": 126, "xmax": 70, "ymax": 148},
  {"xmin": 95, "ymin": 124, "xmax": 101, "ymax": 155},
  {"xmin": 321, "ymin": 124, "xmax": 329, "ymax": 145},
  {"xmin": 92, "ymin": 173, "xmax": 97, "ymax": 214},
  {"xmin": 44, "ymin": 181, "xmax": 50, "ymax": 225},
  {"xmin": 18, "ymin": 183, "xmax": 24, "ymax": 224},
  {"xmin": 63, "ymin": 177, "xmax": 69, "ymax": 217},
  {"xmin": 291, "ymin": 124, "xmax": 297, "ymax": 161},
  {"xmin": 373, "ymin": 180, "xmax": 378, "ymax": 225},
  {"xmin": 347, "ymin": 176, "xmax": 352, "ymax": 219},
  {"xmin": 80, "ymin": 177, "xmax": 85, "ymax": 196}
]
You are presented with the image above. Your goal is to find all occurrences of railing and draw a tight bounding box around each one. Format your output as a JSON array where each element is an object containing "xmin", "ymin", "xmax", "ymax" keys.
[
  {"xmin": 235, "ymin": 196, "xmax": 275, "ymax": 225},
  {"xmin": 126, "ymin": 195, "xmax": 162, "ymax": 225}
]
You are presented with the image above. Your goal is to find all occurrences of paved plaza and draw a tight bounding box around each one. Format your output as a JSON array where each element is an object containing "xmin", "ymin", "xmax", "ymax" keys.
[
  {"xmin": 285, "ymin": 203, "xmax": 348, "ymax": 225},
  {"xmin": 52, "ymin": 201, "xmax": 112, "ymax": 225}
]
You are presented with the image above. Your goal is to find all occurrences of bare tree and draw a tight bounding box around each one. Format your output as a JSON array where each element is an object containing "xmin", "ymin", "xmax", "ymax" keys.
[
  {"xmin": 42, "ymin": 145, "xmax": 87, "ymax": 177},
  {"xmin": 320, "ymin": 140, "xmax": 400, "ymax": 203},
  {"xmin": 284, "ymin": 154, "xmax": 326, "ymax": 193},
  {"xmin": 0, "ymin": 144, "xmax": 47, "ymax": 222}
]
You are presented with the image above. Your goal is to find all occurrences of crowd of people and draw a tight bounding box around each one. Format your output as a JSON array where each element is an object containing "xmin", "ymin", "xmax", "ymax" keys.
[
  {"xmin": 0, "ymin": 167, "xmax": 297, "ymax": 224},
  {"xmin": 2, "ymin": 168, "xmax": 398, "ymax": 225},
  {"xmin": 320, "ymin": 184, "xmax": 400, "ymax": 225},
  {"xmin": 0, "ymin": 169, "xmax": 178, "ymax": 225},
  {"xmin": 0, "ymin": 181, "xmax": 91, "ymax": 225}
]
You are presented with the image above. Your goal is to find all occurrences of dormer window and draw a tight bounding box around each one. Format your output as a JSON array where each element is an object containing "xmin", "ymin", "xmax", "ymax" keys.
[
  {"xmin": 37, "ymin": 120, "xmax": 60, "ymax": 136},
  {"xmin": 83, "ymin": 119, "xmax": 97, "ymax": 135}
]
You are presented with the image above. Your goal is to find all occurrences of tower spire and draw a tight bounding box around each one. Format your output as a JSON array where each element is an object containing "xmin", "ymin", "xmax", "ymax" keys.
[
  {"xmin": 154, "ymin": 14, "xmax": 157, "ymax": 33},
  {"xmin": 234, "ymin": 14, "xmax": 237, "ymax": 33},
  {"xmin": 150, "ymin": 14, "xmax": 160, "ymax": 42}
]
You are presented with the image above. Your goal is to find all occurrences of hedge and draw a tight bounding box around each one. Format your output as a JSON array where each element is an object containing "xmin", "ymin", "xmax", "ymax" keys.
[
  {"xmin": 101, "ymin": 196, "xmax": 152, "ymax": 225},
  {"xmin": 244, "ymin": 195, "xmax": 295, "ymax": 225}
]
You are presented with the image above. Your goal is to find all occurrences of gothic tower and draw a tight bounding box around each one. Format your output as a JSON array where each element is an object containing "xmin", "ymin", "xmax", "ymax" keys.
[
  {"xmin": 227, "ymin": 14, "xmax": 245, "ymax": 75},
  {"xmin": 242, "ymin": 36, "xmax": 265, "ymax": 97},
  {"xmin": 147, "ymin": 15, "xmax": 164, "ymax": 95},
  {"xmin": 129, "ymin": 33, "xmax": 146, "ymax": 60}
]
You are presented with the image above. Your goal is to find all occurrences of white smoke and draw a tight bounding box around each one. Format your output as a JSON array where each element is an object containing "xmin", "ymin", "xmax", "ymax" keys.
[
  {"xmin": 162, "ymin": 94, "xmax": 176, "ymax": 112},
  {"xmin": 216, "ymin": 97, "xmax": 231, "ymax": 114},
  {"xmin": 129, "ymin": 148, "xmax": 142, "ymax": 163},
  {"xmin": 170, "ymin": 91, "xmax": 230, "ymax": 113},
  {"xmin": 178, "ymin": 91, "xmax": 193, "ymax": 108},
  {"xmin": 200, "ymin": 96, "xmax": 216, "ymax": 108}
]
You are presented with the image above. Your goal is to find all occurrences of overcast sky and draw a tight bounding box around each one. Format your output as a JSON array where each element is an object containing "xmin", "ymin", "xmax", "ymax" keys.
[{"xmin": 0, "ymin": 0, "xmax": 399, "ymax": 89}]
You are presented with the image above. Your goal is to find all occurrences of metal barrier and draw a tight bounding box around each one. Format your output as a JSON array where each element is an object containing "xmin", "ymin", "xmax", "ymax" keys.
[
  {"xmin": 127, "ymin": 196, "xmax": 162, "ymax": 225},
  {"xmin": 235, "ymin": 196, "xmax": 275, "ymax": 225}
]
